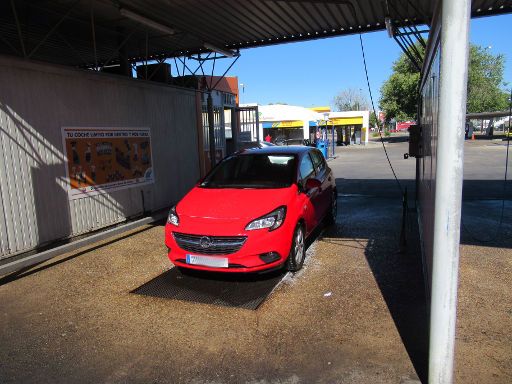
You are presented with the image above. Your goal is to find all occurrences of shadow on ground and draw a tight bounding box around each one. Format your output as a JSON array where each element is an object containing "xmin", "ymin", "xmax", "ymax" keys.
[
  {"xmin": 326, "ymin": 178, "xmax": 429, "ymax": 382},
  {"xmin": 368, "ymin": 135, "xmax": 410, "ymax": 144}
]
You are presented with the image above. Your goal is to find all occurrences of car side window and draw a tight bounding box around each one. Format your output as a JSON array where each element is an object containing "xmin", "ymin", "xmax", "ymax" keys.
[
  {"xmin": 299, "ymin": 154, "xmax": 315, "ymax": 180},
  {"xmin": 310, "ymin": 150, "xmax": 326, "ymax": 174}
]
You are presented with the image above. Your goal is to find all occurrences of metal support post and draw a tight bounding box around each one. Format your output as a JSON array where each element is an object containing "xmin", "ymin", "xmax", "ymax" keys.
[
  {"xmin": 118, "ymin": 27, "xmax": 132, "ymax": 77},
  {"xmin": 429, "ymin": 0, "xmax": 471, "ymax": 383},
  {"xmin": 207, "ymin": 92, "xmax": 216, "ymax": 169},
  {"xmin": 90, "ymin": 0, "xmax": 98, "ymax": 70},
  {"xmin": 255, "ymin": 105, "xmax": 260, "ymax": 142},
  {"xmin": 332, "ymin": 122, "xmax": 335, "ymax": 156},
  {"xmin": 231, "ymin": 107, "xmax": 239, "ymax": 151}
]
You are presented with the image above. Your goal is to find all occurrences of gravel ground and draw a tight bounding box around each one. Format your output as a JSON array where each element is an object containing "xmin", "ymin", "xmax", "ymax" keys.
[
  {"xmin": 0, "ymin": 200, "xmax": 422, "ymax": 383},
  {"xmin": 0, "ymin": 138, "xmax": 510, "ymax": 383}
]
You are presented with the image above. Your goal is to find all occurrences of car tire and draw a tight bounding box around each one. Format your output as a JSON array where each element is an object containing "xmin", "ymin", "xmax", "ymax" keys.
[
  {"xmin": 325, "ymin": 190, "xmax": 337, "ymax": 225},
  {"xmin": 286, "ymin": 222, "xmax": 306, "ymax": 272}
]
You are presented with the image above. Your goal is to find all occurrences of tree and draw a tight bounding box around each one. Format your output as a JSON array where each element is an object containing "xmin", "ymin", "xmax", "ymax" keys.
[
  {"xmin": 467, "ymin": 45, "xmax": 508, "ymax": 113},
  {"xmin": 332, "ymin": 88, "xmax": 369, "ymax": 111},
  {"xmin": 379, "ymin": 44, "xmax": 508, "ymax": 121},
  {"xmin": 379, "ymin": 46, "xmax": 423, "ymax": 121}
]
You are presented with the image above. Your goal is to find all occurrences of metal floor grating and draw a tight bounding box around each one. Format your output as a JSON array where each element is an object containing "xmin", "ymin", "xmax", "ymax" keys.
[{"xmin": 132, "ymin": 268, "xmax": 286, "ymax": 310}]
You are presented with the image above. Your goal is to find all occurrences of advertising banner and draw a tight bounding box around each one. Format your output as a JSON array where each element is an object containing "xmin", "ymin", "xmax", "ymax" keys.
[
  {"xmin": 62, "ymin": 127, "xmax": 154, "ymax": 200},
  {"xmin": 268, "ymin": 120, "xmax": 304, "ymax": 128}
]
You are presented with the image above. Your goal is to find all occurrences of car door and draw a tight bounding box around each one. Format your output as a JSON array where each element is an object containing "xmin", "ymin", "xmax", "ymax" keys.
[
  {"xmin": 310, "ymin": 149, "xmax": 332, "ymax": 219},
  {"xmin": 298, "ymin": 152, "xmax": 320, "ymax": 234}
]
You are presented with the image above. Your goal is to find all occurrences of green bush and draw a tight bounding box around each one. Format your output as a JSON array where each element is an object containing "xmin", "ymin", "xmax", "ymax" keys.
[{"xmin": 384, "ymin": 131, "xmax": 391, "ymax": 137}]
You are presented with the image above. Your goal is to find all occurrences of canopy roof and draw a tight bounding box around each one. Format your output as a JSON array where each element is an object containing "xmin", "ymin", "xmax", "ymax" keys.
[
  {"xmin": 259, "ymin": 104, "xmax": 323, "ymax": 122},
  {"xmin": 1, "ymin": 1, "xmax": 510, "ymax": 68}
]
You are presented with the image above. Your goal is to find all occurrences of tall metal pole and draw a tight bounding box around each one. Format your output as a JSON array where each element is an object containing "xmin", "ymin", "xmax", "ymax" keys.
[
  {"xmin": 231, "ymin": 107, "xmax": 239, "ymax": 152},
  {"xmin": 429, "ymin": 0, "xmax": 471, "ymax": 382},
  {"xmin": 255, "ymin": 106, "xmax": 260, "ymax": 142},
  {"xmin": 207, "ymin": 92, "xmax": 216, "ymax": 170}
]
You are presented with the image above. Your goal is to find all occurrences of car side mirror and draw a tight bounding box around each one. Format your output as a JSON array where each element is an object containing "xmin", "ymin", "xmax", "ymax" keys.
[{"xmin": 305, "ymin": 178, "xmax": 321, "ymax": 191}]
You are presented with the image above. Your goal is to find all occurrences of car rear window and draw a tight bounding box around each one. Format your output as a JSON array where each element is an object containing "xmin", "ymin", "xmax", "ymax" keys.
[{"xmin": 200, "ymin": 154, "xmax": 297, "ymax": 189}]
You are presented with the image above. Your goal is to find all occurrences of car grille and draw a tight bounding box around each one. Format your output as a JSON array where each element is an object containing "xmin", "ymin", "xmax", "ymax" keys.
[{"xmin": 173, "ymin": 232, "xmax": 247, "ymax": 255}]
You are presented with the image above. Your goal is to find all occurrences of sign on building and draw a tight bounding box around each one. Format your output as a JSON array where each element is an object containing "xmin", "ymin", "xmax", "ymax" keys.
[{"xmin": 62, "ymin": 127, "xmax": 154, "ymax": 199}]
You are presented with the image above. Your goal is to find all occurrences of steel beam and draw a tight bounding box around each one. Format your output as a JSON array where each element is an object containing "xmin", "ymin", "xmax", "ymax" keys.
[
  {"xmin": 27, "ymin": 0, "xmax": 80, "ymax": 59},
  {"xmin": 10, "ymin": 0, "xmax": 26, "ymax": 58},
  {"xmin": 99, "ymin": 29, "xmax": 136, "ymax": 70},
  {"xmin": 429, "ymin": 0, "xmax": 471, "ymax": 382}
]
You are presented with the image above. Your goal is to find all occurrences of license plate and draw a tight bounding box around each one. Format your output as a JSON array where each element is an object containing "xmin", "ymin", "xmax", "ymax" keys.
[{"xmin": 186, "ymin": 254, "xmax": 228, "ymax": 268}]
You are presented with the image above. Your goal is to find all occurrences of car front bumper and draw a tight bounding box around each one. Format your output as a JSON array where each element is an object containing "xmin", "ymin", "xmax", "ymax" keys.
[{"xmin": 164, "ymin": 220, "xmax": 294, "ymax": 273}]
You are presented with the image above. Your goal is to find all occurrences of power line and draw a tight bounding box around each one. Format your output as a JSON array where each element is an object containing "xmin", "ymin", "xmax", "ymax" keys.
[{"xmin": 358, "ymin": 33, "xmax": 403, "ymax": 195}]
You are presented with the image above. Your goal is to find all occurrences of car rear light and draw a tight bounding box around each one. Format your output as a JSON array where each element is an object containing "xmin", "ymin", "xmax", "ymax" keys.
[{"xmin": 259, "ymin": 252, "xmax": 281, "ymax": 264}]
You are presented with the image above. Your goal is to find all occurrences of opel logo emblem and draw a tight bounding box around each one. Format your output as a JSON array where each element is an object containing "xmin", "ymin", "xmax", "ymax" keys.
[{"xmin": 199, "ymin": 236, "xmax": 212, "ymax": 248}]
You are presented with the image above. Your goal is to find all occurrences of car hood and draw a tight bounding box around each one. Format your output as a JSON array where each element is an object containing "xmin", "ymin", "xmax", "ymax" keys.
[{"xmin": 177, "ymin": 186, "xmax": 296, "ymax": 220}]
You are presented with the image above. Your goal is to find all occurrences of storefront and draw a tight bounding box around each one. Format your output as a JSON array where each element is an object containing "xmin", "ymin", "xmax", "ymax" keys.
[
  {"xmin": 320, "ymin": 111, "xmax": 370, "ymax": 146},
  {"xmin": 258, "ymin": 105, "xmax": 322, "ymax": 145}
]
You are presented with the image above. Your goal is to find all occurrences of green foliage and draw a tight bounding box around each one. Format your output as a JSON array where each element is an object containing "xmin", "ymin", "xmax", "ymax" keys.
[
  {"xmin": 466, "ymin": 45, "xmax": 508, "ymax": 113},
  {"xmin": 379, "ymin": 44, "xmax": 508, "ymax": 120},
  {"xmin": 379, "ymin": 47, "xmax": 423, "ymax": 121},
  {"xmin": 369, "ymin": 111, "xmax": 378, "ymax": 128}
]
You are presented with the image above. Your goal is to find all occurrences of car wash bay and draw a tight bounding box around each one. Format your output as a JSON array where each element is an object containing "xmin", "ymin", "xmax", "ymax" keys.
[
  {"xmin": 2, "ymin": 139, "xmax": 510, "ymax": 383},
  {"xmin": 0, "ymin": 145, "xmax": 424, "ymax": 384},
  {"xmin": 1, "ymin": 1, "xmax": 511, "ymax": 383}
]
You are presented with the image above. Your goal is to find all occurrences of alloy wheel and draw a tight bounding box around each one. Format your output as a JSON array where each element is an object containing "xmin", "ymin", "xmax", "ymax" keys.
[{"xmin": 294, "ymin": 226, "xmax": 305, "ymax": 265}]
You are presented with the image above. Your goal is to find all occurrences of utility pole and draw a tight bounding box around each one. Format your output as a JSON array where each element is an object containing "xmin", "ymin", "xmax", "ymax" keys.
[{"xmin": 429, "ymin": 0, "xmax": 471, "ymax": 382}]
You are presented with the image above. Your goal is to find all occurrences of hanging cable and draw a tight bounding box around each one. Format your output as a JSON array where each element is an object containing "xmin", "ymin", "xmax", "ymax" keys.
[{"xmin": 358, "ymin": 33, "xmax": 403, "ymax": 194}]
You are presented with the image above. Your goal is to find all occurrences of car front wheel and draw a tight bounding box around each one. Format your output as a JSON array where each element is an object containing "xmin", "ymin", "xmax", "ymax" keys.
[{"xmin": 286, "ymin": 222, "xmax": 306, "ymax": 272}]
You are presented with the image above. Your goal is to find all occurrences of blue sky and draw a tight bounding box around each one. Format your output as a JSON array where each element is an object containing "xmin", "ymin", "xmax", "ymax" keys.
[{"xmin": 193, "ymin": 13, "xmax": 512, "ymax": 109}]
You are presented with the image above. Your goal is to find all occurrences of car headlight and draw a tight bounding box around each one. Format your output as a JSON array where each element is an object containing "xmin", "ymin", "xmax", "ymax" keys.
[
  {"xmin": 167, "ymin": 206, "xmax": 179, "ymax": 226},
  {"xmin": 245, "ymin": 206, "xmax": 286, "ymax": 231}
]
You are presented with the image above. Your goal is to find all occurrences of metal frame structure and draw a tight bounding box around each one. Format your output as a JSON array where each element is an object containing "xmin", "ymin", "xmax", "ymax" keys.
[
  {"xmin": 1, "ymin": 1, "xmax": 512, "ymax": 383},
  {"xmin": 1, "ymin": 1, "xmax": 509, "ymax": 70}
]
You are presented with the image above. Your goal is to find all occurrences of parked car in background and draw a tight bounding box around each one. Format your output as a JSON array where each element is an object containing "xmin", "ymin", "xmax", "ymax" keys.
[
  {"xmin": 258, "ymin": 140, "xmax": 276, "ymax": 148},
  {"xmin": 165, "ymin": 146, "xmax": 336, "ymax": 273}
]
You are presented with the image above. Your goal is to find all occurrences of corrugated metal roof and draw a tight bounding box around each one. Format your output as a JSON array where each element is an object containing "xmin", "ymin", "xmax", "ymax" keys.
[{"xmin": 0, "ymin": 1, "xmax": 510, "ymax": 68}]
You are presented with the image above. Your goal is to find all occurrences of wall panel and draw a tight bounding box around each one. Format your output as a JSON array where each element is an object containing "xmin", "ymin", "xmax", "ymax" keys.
[{"xmin": 0, "ymin": 56, "xmax": 199, "ymax": 259}]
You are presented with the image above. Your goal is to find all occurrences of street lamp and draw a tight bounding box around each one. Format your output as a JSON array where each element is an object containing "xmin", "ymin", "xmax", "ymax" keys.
[{"xmin": 239, "ymin": 83, "xmax": 245, "ymax": 105}]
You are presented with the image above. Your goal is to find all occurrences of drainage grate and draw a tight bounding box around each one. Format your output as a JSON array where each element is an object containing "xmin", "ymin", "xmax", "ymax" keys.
[{"xmin": 131, "ymin": 268, "xmax": 286, "ymax": 310}]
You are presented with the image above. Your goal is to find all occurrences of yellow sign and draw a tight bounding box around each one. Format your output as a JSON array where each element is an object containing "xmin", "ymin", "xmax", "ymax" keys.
[
  {"xmin": 309, "ymin": 106, "xmax": 331, "ymax": 113},
  {"xmin": 271, "ymin": 120, "xmax": 304, "ymax": 128},
  {"xmin": 329, "ymin": 117, "xmax": 363, "ymax": 125}
]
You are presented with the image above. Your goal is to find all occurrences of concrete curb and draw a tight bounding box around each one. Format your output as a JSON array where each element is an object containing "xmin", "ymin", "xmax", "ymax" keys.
[{"xmin": 0, "ymin": 211, "xmax": 167, "ymax": 277}]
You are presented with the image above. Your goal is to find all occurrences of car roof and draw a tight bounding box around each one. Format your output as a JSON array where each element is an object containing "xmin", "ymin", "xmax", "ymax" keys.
[{"xmin": 239, "ymin": 145, "xmax": 313, "ymax": 156}]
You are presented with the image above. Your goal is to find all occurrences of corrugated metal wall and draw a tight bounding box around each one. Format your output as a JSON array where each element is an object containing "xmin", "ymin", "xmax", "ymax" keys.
[
  {"xmin": 418, "ymin": 38, "xmax": 441, "ymax": 294},
  {"xmin": 0, "ymin": 56, "xmax": 199, "ymax": 259}
]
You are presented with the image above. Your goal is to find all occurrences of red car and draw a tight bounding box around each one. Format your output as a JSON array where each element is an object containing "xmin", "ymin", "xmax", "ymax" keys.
[{"xmin": 164, "ymin": 146, "xmax": 337, "ymax": 273}]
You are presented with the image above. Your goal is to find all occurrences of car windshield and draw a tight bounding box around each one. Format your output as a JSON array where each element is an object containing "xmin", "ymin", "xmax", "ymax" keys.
[{"xmin": 200, "ymin": 154, "xmax": 297, "ymax": 189}]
